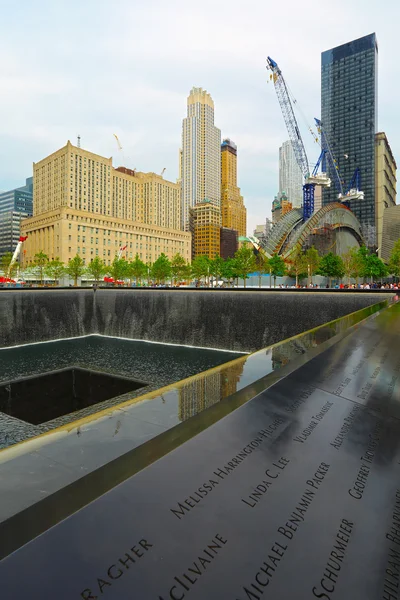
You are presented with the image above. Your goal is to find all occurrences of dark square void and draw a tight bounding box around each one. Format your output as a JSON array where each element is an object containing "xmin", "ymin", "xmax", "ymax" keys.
[{"xmin": 0, "ymin": 367, "xmax": 146, "ymax": 425}]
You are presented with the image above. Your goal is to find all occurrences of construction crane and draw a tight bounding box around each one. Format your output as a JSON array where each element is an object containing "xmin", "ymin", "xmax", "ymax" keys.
[
  {"xmin": 314, "ymin": 119, "xmax": 364, "ymax": 202},
  {"xmin": 113, "ymin": 133, "xmax": 122, "ymax": 151},
  {"xmin": 8, "ymin": 235, "xmax": 27, "ymax": 278},
  {"xmin": 266, "ymin": 57, "xmax": 331, "ymax": 220}
]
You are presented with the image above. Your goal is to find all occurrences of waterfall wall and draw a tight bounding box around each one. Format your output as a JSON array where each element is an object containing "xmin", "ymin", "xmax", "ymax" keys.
[{"xmin": 0, "ymin": 289, "xmax": 390, "ymax": 352}]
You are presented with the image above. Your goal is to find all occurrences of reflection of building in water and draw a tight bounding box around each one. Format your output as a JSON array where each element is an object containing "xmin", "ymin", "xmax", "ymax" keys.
[
  {"xmin": 178, "ymin": 372, "xmax": 222, "ymax": 421},
  {"xmin": 221, "ymin": 362, "xmax": 244, "ymax": 398}
]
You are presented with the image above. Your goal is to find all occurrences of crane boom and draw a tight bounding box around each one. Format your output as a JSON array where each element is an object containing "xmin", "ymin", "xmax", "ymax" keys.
[
  {"xmin": 8, "ymin": 235, "xmax": 27, "ymax": 278},
  {"xmin": 314, "ymin": 118, "xmax": 344, "ymax": 196},
  {"xmin": 315, "ymin": 119, "xmax": 364, "ymax": 202},
  {"xmin": 113, "ymin": 134, "xmax": 122, "ymax": 151},
  {"xmin": 267, "ymin": 56, "xmax": 331, "ymax": 220},
  {"xmin": 267, "ymin": 57, "xmax": 310, "ymax": 178}
]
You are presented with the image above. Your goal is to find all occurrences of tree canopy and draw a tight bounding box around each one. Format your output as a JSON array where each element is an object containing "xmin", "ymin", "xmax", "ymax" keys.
[
  {"xmin": 151, "ymin": 253, "xmax": 172, "ymax": 283},
  {"xmin": 66, "ymin": 255, "xmax": 85, "ymax": 286},
  {"xmin": 86, "ymin": 256, "xmax": 107, "ymax": 284},
  {"xmin": 317, "ymin": 252, "xmax": 345, "ymax": 286},
  {"xmin": 45, "ymin": 258, "xmax": 65, "ymax": 285},
  {"xmin": 268, "ymin": 254, "xmax": 286, "ymax": 287},
  {"xmin": 234, "ymin": 247, "xmax": 256, "ymax": 288},
  {"xmin": 305, "ymin": 247, "xmax": 320, "ymax": 284},
  {"xmin": 32, "ymin": 251, "xmax": 49, "ymax": 285},
  {"xmin": 388, "ymin": 239, "xmax": 400, "ymax": 277}
]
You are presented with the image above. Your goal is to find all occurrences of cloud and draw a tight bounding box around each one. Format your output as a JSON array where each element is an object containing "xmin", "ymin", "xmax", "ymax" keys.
[{"xmin": 1, "ymin": 0, "xmax": 399, "ymax": 235}]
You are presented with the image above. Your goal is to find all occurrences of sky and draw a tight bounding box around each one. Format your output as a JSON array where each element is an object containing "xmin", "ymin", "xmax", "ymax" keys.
[{"xmin": 0, "ymin": 0, "xmax": 399, "ymax": 234}]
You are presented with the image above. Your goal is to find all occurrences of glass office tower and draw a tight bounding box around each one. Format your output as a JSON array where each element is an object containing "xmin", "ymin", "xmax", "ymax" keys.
[
  {"xmin": 321, "ymin": 33, "xmax": 378, "ymax": 247},
  {"xmin": 0, "ymin": 177, "xmax": 33, "ymax": 257}
]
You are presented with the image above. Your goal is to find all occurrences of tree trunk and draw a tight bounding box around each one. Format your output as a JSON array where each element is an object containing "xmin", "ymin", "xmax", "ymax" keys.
[
  {"xmin": 243, "ymin": 276, "xmax": 246, "ymax": 289},
  {"xmin": 296, "ymin": 273, "xmax": 298, "ymax": 287},
  {"xmin": 273, "ymin": 275, "xmax": 276, "ymax": 288},
  {"xmin": 329, "ymin": 277, "xmax": 332, "ymax": 288},
  {"xmin": 258, "ymin": 274, "xmax": 261, "ymax": 288}
]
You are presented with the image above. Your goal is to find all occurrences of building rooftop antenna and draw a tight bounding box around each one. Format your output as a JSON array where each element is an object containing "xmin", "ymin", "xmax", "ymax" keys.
[{"xmin": 77, "ymin": 135, "xmax": 81, "ymax": 148}]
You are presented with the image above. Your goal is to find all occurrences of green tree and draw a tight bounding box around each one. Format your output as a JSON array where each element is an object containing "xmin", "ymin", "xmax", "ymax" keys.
[
  {"xmin": 171, "ymin": 253, "xmax": 188, "ymax": 284},
  {"xmin": 286, "ymin": 248, "xmax": 308, "ymax": 287},
  {"xmin": 0, "ymin": 252, "xmax": 18, "ymax": 278},
  {"xmin": 388, "ymin": 239, "xmax": 400, "ymax": 278},
  {"xmin": 317, "ymin": 252, "xmax": 345, "ymax": 287},
  {"xmin": 127, "ymin": 254, "xmax": 147, "ymax": 285},
  {"xmin": 191, "ymin": 255, "xmax": 211, "ymax": 286},
  {"xmin": 66, "ymin": 254, "xmax": 85, "ymax": 286},
  {"xmin": 254, "ymin": 251, "xmax": 269, "ymax": 288},
  {"xmin": 86, "ymin": 256, "xmax": 107, "ymax": 284},
  {"xmin": 357, "ymin": 246, "xmax": 388, "ymax": 282},
  {"xmin": 234, "ymin": 246, "xmax": 256, "ymax": 288},
  {"xmin": 305, "ymin": 246, "xmax": 320, "ymax": 285},
  {"xmin": 45, "ymin": 258, "xmax": 65, "ymax": 286},
  {"xmin": 220, "ymin": 257, "xmax": 238, "ymax": 287},
  {"xmin": 108, "ymin": 257, "xmax": 129, "ymax": 284},
  {"xmin": 342, "ymin": 247, "xmax": 364, "ymax": 285},
  {"xmin": 32, "ymin": 251, "xmax": 49, "ymax": 285},
  {"xmin": 209, "ymin": 254, "xmax": 225, "ymax": 287},
  {"xmin": 268, "ymin": 254, "xmax": 286, "ymax": 288},
  {"xmin": 151, "ymin": 253, "xmax": 172, "ymax": 284}
]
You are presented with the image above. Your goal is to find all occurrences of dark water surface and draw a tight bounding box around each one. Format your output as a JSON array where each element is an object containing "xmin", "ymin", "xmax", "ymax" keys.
[{"xmin": 0, "ymin": 335, "xmax": 243, "ymax": 387}]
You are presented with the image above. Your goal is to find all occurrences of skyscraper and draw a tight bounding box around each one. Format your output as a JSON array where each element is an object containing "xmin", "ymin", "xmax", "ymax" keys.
[
  {"xmin": 181, "ymin": 87, "xmax": 221, "ymax": 230},
  {"xmin": 279, "ymin": 140, "xmax": 302, "ymax": 208},
  {"xmin": 221, "ymin": 138, "xmax": 247, "ymax": 236},
  {"xmin": 0, "ymin": 177, "xmax": 33, "ymax": 257},
  {"xmin": 321, "ymin": 33, "xmax": 378, "ymax": 247}
]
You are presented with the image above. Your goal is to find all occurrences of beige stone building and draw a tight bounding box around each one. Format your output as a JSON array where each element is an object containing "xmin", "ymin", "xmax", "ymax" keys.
[
  {"xmin": 190, "ymin": 200, "xmax": 221, "ymax": 259},
  {"xmin": 221, "ymin": 139, "xmax": 246, "ymax": 236},
  {"xmin": 22, "ymin": 142, "xmax": 191, "ymax": 265},
  {"xmin": 375, "ymin": 133, "xmax": 397, "ymax": 257},
  {"xmin": 381, "ymin": 205, "xmax": 400, "ymax": 263}
]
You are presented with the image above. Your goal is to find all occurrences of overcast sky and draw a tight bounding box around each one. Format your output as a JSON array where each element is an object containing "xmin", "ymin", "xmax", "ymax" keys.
[{"xmin": 0, "ymin": 0, "xmax": 398, "ymax": 234}]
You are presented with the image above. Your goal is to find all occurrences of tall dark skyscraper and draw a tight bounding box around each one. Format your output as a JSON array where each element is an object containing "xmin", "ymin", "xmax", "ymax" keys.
[{"xmin": 321, "ymin": 33, "xmax": 378, "ymax": 247}]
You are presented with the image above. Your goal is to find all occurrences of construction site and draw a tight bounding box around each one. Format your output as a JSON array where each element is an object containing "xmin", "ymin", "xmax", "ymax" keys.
[{"xmin": 243, "ymin": 56, "xmax": 367, "ymax": 261}]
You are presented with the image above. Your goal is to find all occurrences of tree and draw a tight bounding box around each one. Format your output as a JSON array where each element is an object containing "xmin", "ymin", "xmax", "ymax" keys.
[
  {"xmin": 171, "ymin": 253, "xmax": 188, "ymax": 284},
  {"xmin": 268, "ymin": 254, "xmax": 286, "ymax": 288},
  {"xmin": 220, "ymin": 257, "xmax": 238, "ymax": 287},
  {"xmin": 286, "ymin": 248, "xmax": 308, "ymax": 287},
  {"xmin": 151, "ymin": 253, "xmax": 171, "ymax": 284},
  {"xmin": 254, "ymin": 252, "xmax": 269, "ymax": 288},
  {"xmin": 86, "ymin": 256, "xmax": 107, "ymax": 284},
  {"xmin": 108, "ymin": 257, "xmax": 129, "ymax": 284},
  {"xmin": 32, "ymin": 251, "xmax": 49, "ymax": 285},
  {"xmin": 317, "ymin": 252, "xmax": 345, "ymax": 287},
  {"xmin": 191, "ymin": 255, "xmax": 211, "ymax": 286},
  {"xmin": 388, "ymin": 239, "xmax": 400, "ymax": 278},
  {"xmin": 305, "ymin": 246, "xmax": 320, "ymax": 285},
  {"xmin": 127, "ymin": 254, "xmax": 147, "ymax": 286},
  {"xmin": 45, "ymin": 258, "xmax": 65, "ymax": 286},
  {"xmin": 66, "ymin": 254, "xmax": 85, "ymax": 286},
  {"xmin": 0, "ymin": 252, "xmax": 18, "ymax": 278},
  {"xmin": 234, "ymin": 246, "xmax": 256, "ymax": 288},
  {"xmin": 209, "ymin": 254, "xmax": 225, "ymax": 287},
  {"xmin": 342, "ymin": 247, "xmax": 364, "ymax": 285},
  {"xmin": 358, "ymin": 246, "xmax": 388, "ymax": 282}
]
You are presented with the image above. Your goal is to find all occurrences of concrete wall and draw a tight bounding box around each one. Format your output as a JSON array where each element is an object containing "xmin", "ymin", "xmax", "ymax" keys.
[{"xmin": 0, "ymin": 289, "xmax": 391, "ymax": 353}]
